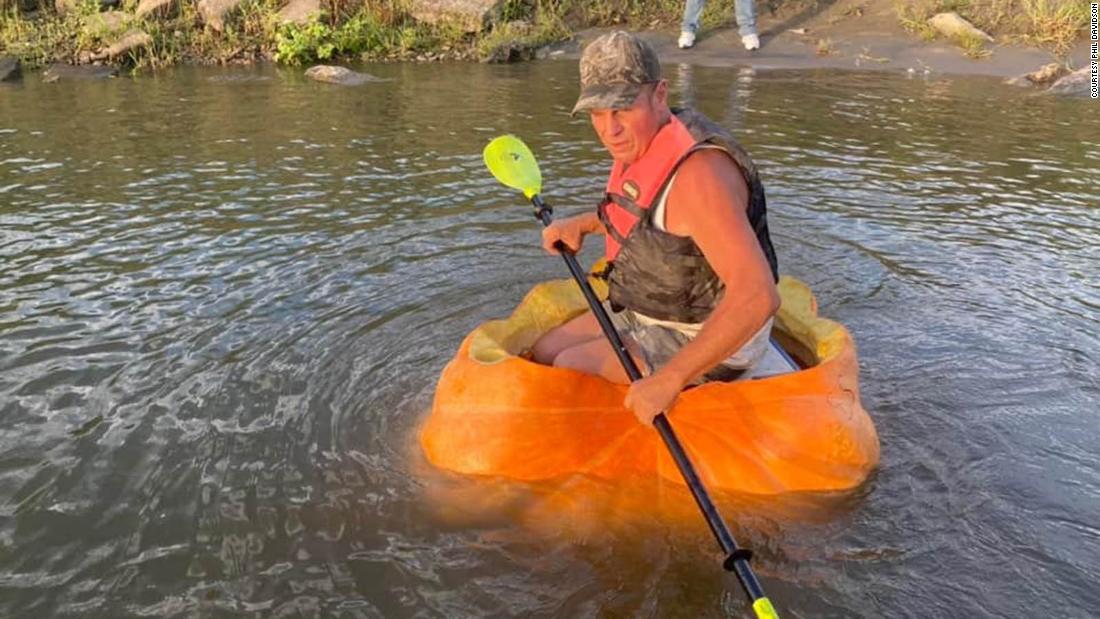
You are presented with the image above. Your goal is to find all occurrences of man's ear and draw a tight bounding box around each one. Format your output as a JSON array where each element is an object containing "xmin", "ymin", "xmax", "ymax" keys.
[{"xmin": 653, "ymin": 80, "xmax": 670, "ymax": 107}]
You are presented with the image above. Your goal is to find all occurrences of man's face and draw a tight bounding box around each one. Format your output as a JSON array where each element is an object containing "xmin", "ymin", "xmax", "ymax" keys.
[{"xmin": 588, "ymin": 82, "xmax": 668, "ymax": 165}]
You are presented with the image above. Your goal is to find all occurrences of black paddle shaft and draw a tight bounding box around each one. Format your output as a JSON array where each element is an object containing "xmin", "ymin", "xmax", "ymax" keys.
[{"xmin": 531, "ymin": 195, "xmax": 767, "ymax": 602}]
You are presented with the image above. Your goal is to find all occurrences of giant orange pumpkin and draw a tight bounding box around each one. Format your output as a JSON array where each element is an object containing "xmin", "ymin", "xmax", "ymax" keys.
[{"xmin": 420, "ymin": 273, "xmax": 879, "ymax": 495}]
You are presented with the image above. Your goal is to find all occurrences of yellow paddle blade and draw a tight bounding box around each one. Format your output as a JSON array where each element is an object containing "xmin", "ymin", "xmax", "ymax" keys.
[
  {"xmin": 483, "ymin": 135, "xmax": 542, "ymax": 200},
  {"xmin": 753, "ymin": 597, "xmax": 780, "ymax": 619}
]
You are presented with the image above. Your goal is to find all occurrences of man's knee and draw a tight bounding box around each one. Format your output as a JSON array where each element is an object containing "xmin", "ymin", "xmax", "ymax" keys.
[
  {"xmin": 551, "ymin": 344, "xmax": 599, "ymax": 375},
  {"xmin": 553, "ymin": 342, "xmax": 631, "ymax": 384},
  {"xmin": 531, "ymin": 312, "xmax": 598, "ymax": 364},
  {"xmin": 531, "ymin": 327, "xmax": 567, "ymax": 365}
]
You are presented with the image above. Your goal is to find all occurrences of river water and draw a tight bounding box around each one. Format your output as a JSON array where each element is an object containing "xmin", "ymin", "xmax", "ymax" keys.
[{"xmin": 0, "ymin": 61, "xmax": 1097, "ymax": 618}]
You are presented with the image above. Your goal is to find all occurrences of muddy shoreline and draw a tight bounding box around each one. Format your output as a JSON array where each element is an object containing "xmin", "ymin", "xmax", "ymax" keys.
[
  {"xmin": 1, "ymin": 0, "xmax": 1094, "ymax": 90},
  {"xmin": 553, "ymin": 0, "xmax": 1093, "ymax": 81}
]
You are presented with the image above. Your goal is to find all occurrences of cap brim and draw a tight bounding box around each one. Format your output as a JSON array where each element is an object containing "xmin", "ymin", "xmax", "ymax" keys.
[{"xmin": 570, "ymin": 83, "xmax": 643, "ymax": 117}]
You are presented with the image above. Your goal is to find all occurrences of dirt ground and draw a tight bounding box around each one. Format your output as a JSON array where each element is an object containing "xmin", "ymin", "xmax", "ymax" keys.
[{"xmin": 548, "ymin": 0, "xmax": 1092, "ymax": 79}]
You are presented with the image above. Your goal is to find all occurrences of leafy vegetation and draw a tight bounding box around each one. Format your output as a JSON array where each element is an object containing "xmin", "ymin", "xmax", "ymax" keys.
[
  {"xmin": 0, "ymin": 0, "xmax": 1089, "ymax": 72},
  {"xmin": 894, "ymin": 0, "xmax": 1088, "ymax": 55}
]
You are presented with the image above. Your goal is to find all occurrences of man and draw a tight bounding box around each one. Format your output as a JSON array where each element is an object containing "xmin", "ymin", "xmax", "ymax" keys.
[{"xmin": 531, "ymin": 31, "xmax": 785, "ymax": 427}]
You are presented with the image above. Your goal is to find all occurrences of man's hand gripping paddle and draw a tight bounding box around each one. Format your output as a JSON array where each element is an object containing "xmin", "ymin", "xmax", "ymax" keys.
[{"xmin": 483, "ymin": 134, "xmax": 779, "ymax": 619}]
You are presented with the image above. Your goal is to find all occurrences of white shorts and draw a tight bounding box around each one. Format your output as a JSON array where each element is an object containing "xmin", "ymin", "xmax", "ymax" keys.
[{"xmin": 603, "ymin": 303, "xmax": 794, "ymax": 383}]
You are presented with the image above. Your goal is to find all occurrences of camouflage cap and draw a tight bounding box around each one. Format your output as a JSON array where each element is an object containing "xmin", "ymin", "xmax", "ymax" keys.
[{"xmin": 571, "ymin": 31, "xmax": 661, "ymax": 117}]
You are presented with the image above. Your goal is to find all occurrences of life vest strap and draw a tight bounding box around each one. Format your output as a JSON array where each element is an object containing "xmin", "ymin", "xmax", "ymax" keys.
[{"xmin": 597, "ymin": 197, "xmax": 630, "ymax": 247}]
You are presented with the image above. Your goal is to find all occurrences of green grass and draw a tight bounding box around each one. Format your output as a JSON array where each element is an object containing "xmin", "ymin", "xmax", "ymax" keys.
[
  {"xmin": 475, "ymin": 2, "xmax": 569, "ymax": 61},
  {"xmin": 0, "ymin": 0, "xmax": 102, "ymax": 66},
  {"xmin": 958, "ymin": 30, "xmax": 992, "ymax": 57},
  {"xmin": 1016, "ymin": 0, "xmax": 1090, "ymax": 54},
  {"xmin": 1, "ymin": 0, "xmax": 750, "ymax": 69},
  {"xmin": 4, "ymin": 0, "xmax": 1088, "ymax": 70},
  {"xmin": 894, "ymin": 0, "xmax": 1088, "ymax": 56}
]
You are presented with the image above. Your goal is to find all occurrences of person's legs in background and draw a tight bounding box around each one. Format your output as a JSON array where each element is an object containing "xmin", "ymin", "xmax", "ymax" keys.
[
  {"xmin": 735, "ymin": 0, "xmax": 760, "ymax": 50},
  {"xmin": 680, "ymin": 0, "xmax": 760, "ymax": 51},
  {"xmin": 678, "ymin": 0, "xmax": 706, "ymax": 48}
]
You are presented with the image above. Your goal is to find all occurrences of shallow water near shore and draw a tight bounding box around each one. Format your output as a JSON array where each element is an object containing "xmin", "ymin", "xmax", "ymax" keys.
[{"xmin": 1, "ymin": 61, "xmax": 1097, "ymax": 617}]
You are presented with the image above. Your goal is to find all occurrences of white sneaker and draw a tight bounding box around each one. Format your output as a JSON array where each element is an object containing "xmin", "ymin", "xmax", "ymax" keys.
[
  {"xmin": 678, "ymin": 31, "xmax": 696, "ymax": 49},
  {"xmin": 742, "ymin": 34, "xmax": 760, "ymax": 51}
]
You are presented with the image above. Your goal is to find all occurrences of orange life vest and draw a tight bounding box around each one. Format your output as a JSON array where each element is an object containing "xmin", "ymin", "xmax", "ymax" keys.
[
  {"xmin": 601, "ymin": 115, "xmax": 699, "ymax": 261},
  {"xmin": 595, "ymin": 109, "xmax": 779, "ymax": 324}
]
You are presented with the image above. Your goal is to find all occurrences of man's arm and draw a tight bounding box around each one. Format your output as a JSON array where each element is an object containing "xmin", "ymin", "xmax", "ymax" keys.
[
  {"xmin": 663, "ymin": 148, "xmax": 780, "ymax": 383},
  {"xmin": 624, "ymin": 148, "xmax": 779, "ymax": 424}
]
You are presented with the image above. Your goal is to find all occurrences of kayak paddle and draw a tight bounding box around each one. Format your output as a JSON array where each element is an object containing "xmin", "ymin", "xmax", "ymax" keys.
[{"xmin": 482, "ymin": 134, "xmax": 779, "ymax": 619}]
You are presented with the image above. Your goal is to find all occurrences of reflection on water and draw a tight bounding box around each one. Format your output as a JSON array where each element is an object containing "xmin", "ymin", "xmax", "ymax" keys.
[{"xmin": 0, "ymin": 62, "xmax": 1097, "ymax": 617}]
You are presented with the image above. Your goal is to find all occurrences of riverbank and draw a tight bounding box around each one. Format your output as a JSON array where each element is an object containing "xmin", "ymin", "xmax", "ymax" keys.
[
  {"xmin": 0, "ymin": 0, "xmax": 1093, "ymax": 84},
  {"xmin": 554, "ymin": 0, "xmax": 1094, "ymax": 82}
]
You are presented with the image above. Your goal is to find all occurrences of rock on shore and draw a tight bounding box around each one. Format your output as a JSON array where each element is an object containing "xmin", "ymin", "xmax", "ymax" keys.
[
  {"xmin": 91, "ymin": 30, "xmax": 153, "ymax": 61},
  {"xmin": 407, "ymin": 0, "xmax": 502, "ymax": 33},
  {"xmin": 135, "ymin": 0, "xmax": 178, "ymax": 18},
  {"xmin": 928, "ymin": 12, "xmax": 994, "ymax": 42},
  {"xmin": 1, "ymin": 57, "xmax": 21, "ymax": 82},
  {"xmin": 278, "ymin": 0, "xmax": 320, "ymax": 25},
  {"xmin": 1004, "ymin": 63, "xmax": 1070, "ymax": 88},
  {"xmin": 199, "ymin": 0, "xmax": 245, "ymax": 31},
  {"xmin": 304, "ymin": 65, "xmax": 382, "ymax": 85},
  {"xmin": 1047, "ymin": 67, "xmax": 1092, "ymax": 97},
  {"xmin": 82, "ymin": 10, "xmax": 129, "ymax": 37}
]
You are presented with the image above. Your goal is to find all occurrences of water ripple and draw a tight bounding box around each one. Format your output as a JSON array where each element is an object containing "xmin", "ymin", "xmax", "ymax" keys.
[{"xmin": 0, "ymin": 63, "xmax": 1096, "ymax": 618}]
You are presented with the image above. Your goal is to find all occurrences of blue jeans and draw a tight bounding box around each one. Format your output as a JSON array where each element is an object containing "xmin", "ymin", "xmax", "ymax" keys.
[{"xmin": 681, "ymin": 0, "xmax": 756, "ymax": 36}]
